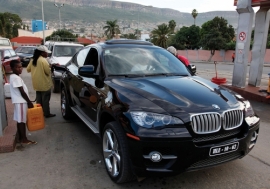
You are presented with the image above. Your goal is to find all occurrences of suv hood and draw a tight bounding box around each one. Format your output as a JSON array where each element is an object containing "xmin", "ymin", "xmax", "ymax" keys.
[{"xmin": 111, "ymin": 76, "xmax": 240, "ymax": 116}]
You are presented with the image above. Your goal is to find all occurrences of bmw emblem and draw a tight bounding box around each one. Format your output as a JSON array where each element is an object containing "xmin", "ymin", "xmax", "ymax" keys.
[{"xmin": 212, "ymin": 104, "xmax": 220, "ymax": 110}]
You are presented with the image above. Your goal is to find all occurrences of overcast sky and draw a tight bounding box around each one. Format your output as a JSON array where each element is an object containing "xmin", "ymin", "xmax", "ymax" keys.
[{"xmin": 113, "ymin": 0, "xmax": 259, "ymax": 13}]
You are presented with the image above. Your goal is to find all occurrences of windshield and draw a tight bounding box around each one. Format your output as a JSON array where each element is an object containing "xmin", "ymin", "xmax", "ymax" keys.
[
  {"xmin": 16, "ymin": 47, "xmax": 35, "ymax": 54},
  {"xmin": 0, "ymin": 38, "xmax": 11, "ymax": 46},
  {"xmin": 54, "ymin": 45, "xmax": 83, "ymax": 57},
  {"xmin": 103, "ymin": 46, "xmax": 190, "ymax": 76}
]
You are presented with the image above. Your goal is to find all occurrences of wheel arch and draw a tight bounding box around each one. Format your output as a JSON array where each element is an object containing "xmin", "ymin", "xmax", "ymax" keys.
[
  {"xmin": 99, "ymin": 112, "xmax": 117, "ymax": 135},
  {"xmin": 60, "ymin": 80, "xmax": 74, "ymax": 107}
]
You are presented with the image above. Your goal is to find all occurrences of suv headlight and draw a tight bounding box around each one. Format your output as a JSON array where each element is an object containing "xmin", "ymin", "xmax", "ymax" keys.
[
  {"xmin": 130, "ymin": 112, "xmax": 184, "ymax": 128},
  {"xmin": 244, "ymin": 101, "xmax": 254, "ymax": 117}
]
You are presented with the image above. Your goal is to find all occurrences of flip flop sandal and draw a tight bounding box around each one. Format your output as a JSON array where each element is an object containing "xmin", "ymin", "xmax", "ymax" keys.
[{"xmin": 22, "ymin": 141, "xmax": 38, "ymax": 145}]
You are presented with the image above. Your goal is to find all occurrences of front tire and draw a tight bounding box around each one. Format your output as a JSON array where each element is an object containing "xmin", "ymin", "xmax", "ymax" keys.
[
  {"xmin": 102, "ymin": 121, "xmax": 135, "ymax": 183},
  {"xmin": 61, "ymin": 87, "xmax": 74, "ymax": 120}
]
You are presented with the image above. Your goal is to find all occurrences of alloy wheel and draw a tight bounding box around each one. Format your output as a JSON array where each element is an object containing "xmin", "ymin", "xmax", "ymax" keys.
[{"xmin": 103, "ymin": 128, "xmax": 121, "ymax": 177}]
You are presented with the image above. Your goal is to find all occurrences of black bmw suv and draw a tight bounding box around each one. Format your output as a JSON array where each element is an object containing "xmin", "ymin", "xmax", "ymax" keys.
[{"xmin": 59, "ymin": 40, "xmax": 260, "ymax": 183}]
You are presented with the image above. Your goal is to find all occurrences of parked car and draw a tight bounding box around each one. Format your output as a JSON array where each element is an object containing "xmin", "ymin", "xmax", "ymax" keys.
[
  {"xmin": 15, "ymin": 46, "xmax": 36, "ymax": 67},
  {"xmin": 47, "ymin": 42, "xmax": 84, "ymax": 93},
  {"xmin": 0, "ymin": 49, "xmax": 21, "ymax": 73},
  {"xmin": 0, "ymin": 37, "xmax": 12, "ymax": 50},
  {"xmin": 58, "ymin": 39, "xmax": 260, "ymax": 183}
]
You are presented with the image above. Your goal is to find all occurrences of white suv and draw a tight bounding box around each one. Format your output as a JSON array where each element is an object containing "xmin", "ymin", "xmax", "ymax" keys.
[{"xmin": 47, "ymin": 42, "xmax": 83, "ymax": 92}]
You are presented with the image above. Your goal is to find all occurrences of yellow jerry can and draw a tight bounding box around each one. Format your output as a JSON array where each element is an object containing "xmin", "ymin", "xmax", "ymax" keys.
[{"xmin": 27, "ymin": 104, "xmax": 45, "ymax": 131}]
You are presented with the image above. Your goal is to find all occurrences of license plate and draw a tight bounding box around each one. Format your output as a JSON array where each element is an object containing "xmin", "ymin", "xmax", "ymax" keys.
[{"xmin": 209, "ymin": 142, "xmax": 239, "ymax": 156}]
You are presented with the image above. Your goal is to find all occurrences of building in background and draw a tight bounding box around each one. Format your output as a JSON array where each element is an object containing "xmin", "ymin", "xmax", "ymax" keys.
[{"xmin": 10, "ymin": 36, "xmax": 43, "ymax": 49}]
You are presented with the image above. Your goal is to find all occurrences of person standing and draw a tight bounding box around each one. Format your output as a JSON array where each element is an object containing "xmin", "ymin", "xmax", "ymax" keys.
[
  {"xmin": 232, "ymin": 52, "xmax": 235, "ymax": 62},
  {"xmin": 27, "ymin": 45, "xmax": 56, "ymax": 118},
  {"xmin": 167, "ymin": 46, "xmax": 192, "ymax": 71},
  {"xmin": 9, "ymin": 60, "xmax": 37, "ymax": 144}
]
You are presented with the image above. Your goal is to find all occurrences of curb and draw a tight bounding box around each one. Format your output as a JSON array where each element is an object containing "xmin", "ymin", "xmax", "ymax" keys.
[
  {"xmin": 0, "ymin": 99, "xmax": 17, "ymax": 153},
  {"xmin": 221, "ymin": 84, "xmax": 270, "ymax": 104}
]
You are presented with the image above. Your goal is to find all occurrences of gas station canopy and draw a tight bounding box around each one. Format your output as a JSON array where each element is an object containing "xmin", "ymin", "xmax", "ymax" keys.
[{"xmin": 234, "ymin": 0, "xmax": 270, "ymax": 7}]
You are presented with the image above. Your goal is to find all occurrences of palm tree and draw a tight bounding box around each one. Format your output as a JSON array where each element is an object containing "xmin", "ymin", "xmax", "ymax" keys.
[
  {"xmin": 168, "ymin": 20, "xmax": 176, "ymax": 34},
  {"xmin": 134, "ymin": 29, "xmax": 141, "ymax": 39},
  {"xmin": 151, "ymin": 23, "xmax": 171, "ymax": 48},
  {"xmin": 191, "ymin": 9, "xmax": 198, "ymax": 25},
  {"xmin": 120, "ymin": 33, "xmax": 137, "ymax": 39},
  {"xmin": 103, "ymin": 20, "xmax": 120, "ymax": 39}
]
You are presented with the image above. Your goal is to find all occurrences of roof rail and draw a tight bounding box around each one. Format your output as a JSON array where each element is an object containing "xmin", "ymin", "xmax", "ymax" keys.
[{"xmin": 105, "ymin": 39, "xmax": 153, "ymax": 46}]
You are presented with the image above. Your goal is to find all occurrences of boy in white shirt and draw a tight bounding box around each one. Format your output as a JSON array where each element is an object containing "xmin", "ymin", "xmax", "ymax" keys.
[{"xmin": 9, "ymin": 60, "xmax": 37, "ymax": 145}]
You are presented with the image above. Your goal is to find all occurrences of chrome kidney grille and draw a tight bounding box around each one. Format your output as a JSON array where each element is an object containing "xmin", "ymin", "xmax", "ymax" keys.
[
  {"xmin": 191, "ymin": 109, "xmax": 243, "ymax": 134},
  {"xmin": 223, "ymin": 109, "xmax": 243, "ymax": 130},
  {"xmin": 191, "ymin": 113, "xmax": 221, "ymax": 134}
]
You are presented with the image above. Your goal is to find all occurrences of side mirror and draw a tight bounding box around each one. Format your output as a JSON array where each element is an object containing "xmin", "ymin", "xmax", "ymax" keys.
[
  {"xmin": 78, "ymin": 65, "xmax": 97, "ymax": 78},
  {"xmin": 190, "ymin": 64, "xmax": 196, "ymax": 74}
]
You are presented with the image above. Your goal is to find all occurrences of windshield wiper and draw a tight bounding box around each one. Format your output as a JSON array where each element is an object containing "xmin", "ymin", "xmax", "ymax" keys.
[
  {"xmin": 145, "ymin": 73, "xmax": 189, "ymax": 77},
  {"xmin": 108, "ymin": 74, "xmax": 145, "ymax": 78}
]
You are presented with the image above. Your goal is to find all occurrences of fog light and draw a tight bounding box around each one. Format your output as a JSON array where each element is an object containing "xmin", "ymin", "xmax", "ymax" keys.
[
  {"xmin": 150, "ymin": 151, "xmax": 162, "ymax": 162},
  {"xmin": 249, "ymin": 130, "xmax": 259, "ymax": 149}
]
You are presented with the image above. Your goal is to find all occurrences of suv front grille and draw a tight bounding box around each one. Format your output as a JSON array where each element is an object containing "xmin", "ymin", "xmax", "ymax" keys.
[
  {"xmin": 191, "ymin": 109, "xmax": 243, "ymax": 134},
  {"xmin": 223, "ymin": 110, "xmax": 243, "ymax": 130},
  {"xmin": 191, "ymin": 113, "xmax": 221, "ymax": 134}
]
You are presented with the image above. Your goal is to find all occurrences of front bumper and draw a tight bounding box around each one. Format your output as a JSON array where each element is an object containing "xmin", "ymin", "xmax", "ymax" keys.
[{"xmin": 127, "ymin": 120, "xmax": 260, "ymax": 177}]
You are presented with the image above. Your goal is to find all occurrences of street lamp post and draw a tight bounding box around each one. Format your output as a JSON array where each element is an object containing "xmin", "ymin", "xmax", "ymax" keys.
[
  {"xmin": 136, "ymin": 5, "xmax": 152, "ymax": 40},
  {"xmin": 41, "ymin": 0, "xmax": 45, "ymax": 44},
  {"xmin": 54, "ymin": 3, "xmax": 64, "ymax": 30}
]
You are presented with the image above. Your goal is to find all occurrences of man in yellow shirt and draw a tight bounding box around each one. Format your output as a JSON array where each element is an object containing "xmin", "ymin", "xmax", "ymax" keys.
[{"xmin": 27, "ymin": 45, "xmax": 55, "ymax": 118}]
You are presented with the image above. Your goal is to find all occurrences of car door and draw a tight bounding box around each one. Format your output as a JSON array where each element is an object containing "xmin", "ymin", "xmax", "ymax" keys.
[
  {"xmin": 78, "ymin": 47, "xmax": 103, "ymax": 122},
  {"xmin": 68, "ymin": 46, "xmax": 102, "ymax": 123}
]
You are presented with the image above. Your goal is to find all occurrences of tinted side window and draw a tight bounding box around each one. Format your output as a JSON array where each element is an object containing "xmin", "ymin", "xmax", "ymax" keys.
[
  {"xmin": 76, "ymin": 47, "xmax": 90, "ymax": 67},
  {"xmin": 84, "ymin": 48, "xmax": 99, "ymax": 72}
]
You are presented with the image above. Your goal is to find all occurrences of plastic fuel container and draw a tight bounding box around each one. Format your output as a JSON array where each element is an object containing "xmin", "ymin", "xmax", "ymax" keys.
[{"xmin": 27, "ymin": 104, "xmax": 45, "ymax": 131}]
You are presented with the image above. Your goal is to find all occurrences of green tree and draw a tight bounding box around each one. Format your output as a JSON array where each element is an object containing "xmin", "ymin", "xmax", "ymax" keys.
[
  {"xmin": 200, "ymin": 16, "xmax": 235, "ymax": 61},
  {"xmin": 45, "ymin": 29, "xmax": 77, "ymax": 41},
  {"xmin": 169, "ymin": 25, "xmax": 201, "ymax": 50},
  {"xmin": 151, "ymin": 23, "xmax": 171, "ymax": 48},
  {"xmin": 120, "ymin": 33, "xmax": 137, "ymax": 39},
  {"xmin": 168, "ymin": 20, "xmax": 176, "ymax": 34},
  {"xmin": 0, "ymin": 12, "xmax": 22, "ymax": 38},
  {"xmin": 191, "ymin": 9, "xmax": 198, "ymax": 25},
  {"xmin": 103, "ymin": 20, "xmax": 120, "ymax": 40}
]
